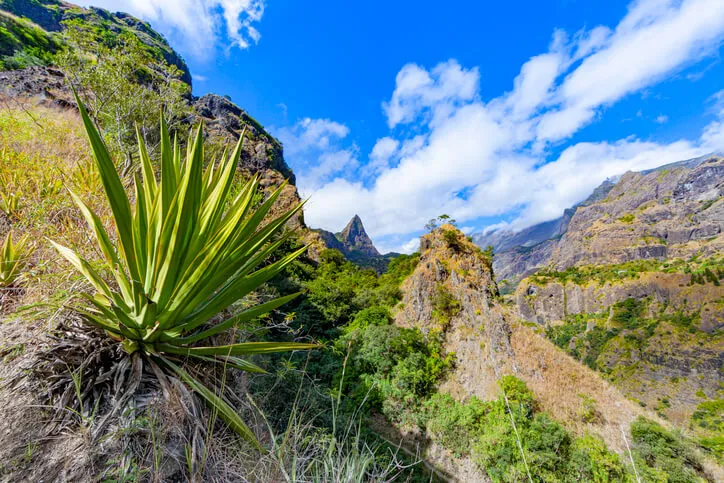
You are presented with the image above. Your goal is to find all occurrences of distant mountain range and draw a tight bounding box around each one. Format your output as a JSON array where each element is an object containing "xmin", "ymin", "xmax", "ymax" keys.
[{"xmin": 472, "ymin": 154, "xmax": 724, "ymax": 285}]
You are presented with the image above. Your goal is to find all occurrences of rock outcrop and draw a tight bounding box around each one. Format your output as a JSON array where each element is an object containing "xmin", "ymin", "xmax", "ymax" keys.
[
  {"xmin": 395, "ymin": 225, "xmax": 515, "ymax": 398},
  {"xmin": 517, "ymin": 272, "xmax": 724, "ymax": 332},
  {"xmin": 474, "ymin": 156, "xmax": 724, "ymax": 283},
  {"xmin": 1, "ymin": 0, "xmax": 192, "ymax": 85},
  {"xmin": 309, "ymin": 215, "xmax": 395, "ymax": 271},
  {"xmin": 392, "ymin": 226, "xmax": 663, "ymax": 466}
]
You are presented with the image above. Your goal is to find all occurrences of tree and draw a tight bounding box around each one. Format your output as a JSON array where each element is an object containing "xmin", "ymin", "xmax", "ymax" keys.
[
  {"xmin": 425, "ymin": 214, "xmax": 457, "ymax": 231},
  {"xmin": 56, "ymin": 19, "xmax": 191, "ymax": 173}
]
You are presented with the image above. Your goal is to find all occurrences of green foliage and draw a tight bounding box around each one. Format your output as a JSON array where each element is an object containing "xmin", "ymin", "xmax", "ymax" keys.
[
  {"xmin": 56, "ymin": 20, "xmax": 190, "ymax": 162},
  {"xmin": 423, "ymin": 393, "xmax": 488, "ymax": 456},
  {"xmin": 567, "ymin": 434, "xmax": 626, "ymax": 482},
  {"xmin": 547, "ymin": 313, "xmax": 619, "ymax": 370},
  {"xmin": 341, "ymin": 322, "xmax": 451, "ymax": 417},
  {"xmin": 531, "ymin": 256, "xmax": 724, "ymax": 287},
  {"xmin": 425, "ymin": 214, "xmax": 456, "ymax": 231},
  {"xmin": 610, "ymin": 297, "xmax": 646, "ymax": 328},
  {"xmin": 630, "ymin": 417, "xmax": 704, "ymax": 482},
  {"xmin": 432, "ymin": 283, "xmax": 461, "ymax": 329},
  {"xmin": 442, "ymin": 228, "xmax": 462, "ymax": 250},
  {"xmin": 0, "ymin": 12, "xmax": 60, "ymax": 69},
  {"xmin": 618, "ymin": 213, "xmax": 635, "ymax": 224},
  {"xmin": 691, "ymin": 399, "xmax": 724, "ymax": 460},
  {"xmin": 0, "ymin": 231, "xmax": 33, "ymax": 287},
  {"xmin": 52, "ymin": 99, "xmax": 315, "ymax": 447}
]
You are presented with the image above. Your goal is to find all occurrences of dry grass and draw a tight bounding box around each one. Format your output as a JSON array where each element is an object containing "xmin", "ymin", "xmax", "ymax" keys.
[
  {"xmin": 509, "ymin": 319, "xmax": 665, "ymax": 451},
  {"xmin": 0, "ymin": 97, "xmax": 115, "ymax": 312}
]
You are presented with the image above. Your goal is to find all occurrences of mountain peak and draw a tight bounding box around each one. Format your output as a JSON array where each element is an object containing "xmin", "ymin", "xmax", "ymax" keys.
[{"xmin": 338, "ymin": 215, "xmax": 380, "ymax": 257}]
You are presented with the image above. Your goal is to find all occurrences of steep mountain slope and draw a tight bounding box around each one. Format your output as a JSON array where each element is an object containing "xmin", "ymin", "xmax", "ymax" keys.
[
  {"xmin": 475, "ymin": 155, "xmax": 723, "ymax": 285},
  {"xmin": 0, "ymin": 0, "xmax": 191, "ymax": 84},
  {"xmin": 503, "ymin": 155, "xmax": 724, "ymax": 457},
  {"xmin": 391, "ymin": 226, "xmax": 723, "ymax": 481},
  {"xmin": 310, "ymin": 214, "xmax": 398, "ymax": 271}
]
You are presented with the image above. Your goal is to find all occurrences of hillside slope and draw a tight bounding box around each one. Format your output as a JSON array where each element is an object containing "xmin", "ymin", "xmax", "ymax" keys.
[
  {"xmin": 0, "ymin": 0, "xmax": 191, "ymax": 84},
  {"xmin": 390, "ymin": 226, "xmax": 723, "ymax": 481},
  {"xmin": 476, "ymin": 155, "xmax": 723, "ymax": 285}
]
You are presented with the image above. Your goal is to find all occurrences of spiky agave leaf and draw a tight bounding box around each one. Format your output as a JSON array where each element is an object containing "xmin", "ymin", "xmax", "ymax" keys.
[
  {"xmin": 0, "ymin": 231, "xmax": 33, "ymax": 287},
  {"xmin": 51, "ymin": 92, "xmax": 316, "ymax": 447}
]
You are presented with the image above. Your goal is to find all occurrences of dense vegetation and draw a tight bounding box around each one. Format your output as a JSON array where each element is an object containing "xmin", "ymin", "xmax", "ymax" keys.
[
  {"xmin": 0, "ymin": 11, "xmax": 60, "ymax": 69},
  {"xmin": 1, "ymin": 3, "xmax": 721, "ymax": 480},
  {"xmin": 531, "ymin": 256, "xmax": 724, "ymax": 287},
  {"xmin": 249, "ymin": 246, "xmax": 714, "ymax": 481}
]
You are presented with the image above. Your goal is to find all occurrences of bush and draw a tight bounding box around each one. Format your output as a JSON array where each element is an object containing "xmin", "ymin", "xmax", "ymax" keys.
[
  {"xmin": 432, "ymin": 283, "xmax": 461, "ymax": 328},
  {"xmin": 567, "ymin": 434, "xmax": 626, "ymax": 482},
  {"xmin": 630, "ymin": 417, "xmax": 703, "ymax": 482},
  {"xmin": 423, "ymin": 394, "xmax": 488, "ymax": 456}
]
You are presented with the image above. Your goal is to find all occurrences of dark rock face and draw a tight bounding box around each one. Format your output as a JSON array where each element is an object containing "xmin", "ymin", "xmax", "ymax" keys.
[
  {"xmin": 193, "ymin": 94, "xmax": 295, "ymax": 183},
  {"xmin": 0, "ymin": 67, "xmax": 72, "ymax": 107},
  {"xmin": 311, "ymin": 215, "xmax": 391, "ymax": 270},
  {"xmin": 474, "ymin": 179, "xmax": 617, "ymax": 284},
  {"xmin": 338, "ymin": 215, "xmax": 380, "ymax": 258}
]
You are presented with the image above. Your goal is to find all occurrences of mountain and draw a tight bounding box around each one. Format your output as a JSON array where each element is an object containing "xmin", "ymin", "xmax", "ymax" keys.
[
  {"xmin": 310, "ymin": 215, "xmax": 398, "ymax": 271},
  {"xmin": 0, "ymin": 0, "xmax": 192, "ymax": 84},
  {"xmin": 388, "ymin": 225, "xmax": 721, "ymax": 481},
  {"xmin": 473, "ymin": 154, "xmax": 723, "ymax": 286}
]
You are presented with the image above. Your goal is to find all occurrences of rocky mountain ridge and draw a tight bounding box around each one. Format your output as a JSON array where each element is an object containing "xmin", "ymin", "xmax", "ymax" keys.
[
  {"xmin": 474, "ymin": 154, "xmax": 724, "ymax": 285},
  {"xmin": 389, "ymin": 225, "xmax": 705, "ymax": 479},
  {"xmin": 309, "ymin": 214, "xmax": 399, "ymax": 271},
  {"xmin": 0, "ymin": 0, "xmax": 192, "ymax": 84}
]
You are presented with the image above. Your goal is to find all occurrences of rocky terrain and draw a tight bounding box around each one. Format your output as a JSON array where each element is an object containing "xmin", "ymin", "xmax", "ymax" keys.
[
  {"xmin": 475, "ymin": 155, "xmax": 723, "ymax": 284},
  {"xmin": 388, "ymin": 226, "xmax": 720, "ymax": 479},
  {"xmin": 310, "ymin": 214, "xmax": 398, "ymax": 270},
  {"xmin": 1, "ymin": 0, "xmax": 192, "ymax": 84}
]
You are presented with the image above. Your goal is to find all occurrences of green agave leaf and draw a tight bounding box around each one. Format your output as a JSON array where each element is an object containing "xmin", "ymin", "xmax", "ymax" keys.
[
  {"xmin": 176, "ymin": 292, "xmax": 302, "ymax": 344},
  {"xmin": 156, "ymin": 341, "xmax": 320, "ymax": 357},
  {"xmin": 72, "ymin": 88, "xmax": 139, "ymax": 282}
]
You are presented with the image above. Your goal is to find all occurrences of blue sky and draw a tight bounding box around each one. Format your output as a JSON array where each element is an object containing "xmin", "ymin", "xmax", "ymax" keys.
[{"xmin": 80, "ymin": 0, "xmax": 724, "ymax": 253}]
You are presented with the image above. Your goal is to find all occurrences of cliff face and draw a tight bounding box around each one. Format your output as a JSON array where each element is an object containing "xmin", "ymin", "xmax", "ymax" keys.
[
  {"xmin": 550, "ymin": 156, "xmax": 724, "ymax": 270},
  {"xmin": 475, "ymin": 156, "xmax": 723, "ymax": 283},
  {"xmin": 395, "ymin": 225, "xmax": 514, "ymax": 399},
  {"xmin": 392, "ymin": 226, "xmax": 660, "ymax": 468}
]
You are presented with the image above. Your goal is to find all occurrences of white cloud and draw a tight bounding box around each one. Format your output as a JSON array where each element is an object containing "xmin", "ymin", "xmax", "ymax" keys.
[
  {"xmin": 77, "ymin": 0, "xmax": 265, "ymax": 57},
  {"xmin": 274, "ymin": 119, "xmax": 358, "ymax": 191},
  {"xmin": 382, "ymin": 60, "xmax": 479, "ymax": 128},
  {"xmin": 536, "ymin": 0, "xmax": 724, "ymax": 142},
  {"xmin": 287, "ymin": 0, "xmax": 724, "ymax": 245},
  {"xmin": 400, "ymin": 237, "xmax": 421, "ymax": 254},
  {"xmin": 363, "ymin": 137, "xmax": 400, "ymax": 178},
  {"xmin": 655, "ymin": 114, "xmax": 669, "ymax": 123},
  {"xmin": 701, "ymin": 90, "xmax": 724, "ymax": 150}
]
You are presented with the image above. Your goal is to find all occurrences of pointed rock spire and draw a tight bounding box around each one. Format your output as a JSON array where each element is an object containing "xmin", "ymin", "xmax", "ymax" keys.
[{"xmin": 337, "ymin": 214, "xmax": 380, "ymax": 257}]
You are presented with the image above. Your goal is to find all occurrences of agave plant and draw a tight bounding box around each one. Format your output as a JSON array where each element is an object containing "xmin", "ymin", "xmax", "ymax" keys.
[
  {"xmin": 51, "ymin": 95, "xmax": 316, "ymax": 448},
  {"xmin": 0, "ymin": 231, "xmax": 32, "ymax": 287}
]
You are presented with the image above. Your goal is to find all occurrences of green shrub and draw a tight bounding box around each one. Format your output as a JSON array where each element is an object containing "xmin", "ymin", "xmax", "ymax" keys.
[
  {"xmin": 567, "ymin": 434, "xmax": 626, "ymax": 482},
  {"xmin": 630, "ymin": 417, "xmax": 703, "ymax": 482},
  {"xmin": 432, "ymin": 283, "xmax": 461, "ymax": 328},
  {"xmin": 423, "ymin": 393, "xmax": 488, "ymax": 456},
  {"xmin": 618, "ymin": 213, "xmax": 635, "ymax": 224}
]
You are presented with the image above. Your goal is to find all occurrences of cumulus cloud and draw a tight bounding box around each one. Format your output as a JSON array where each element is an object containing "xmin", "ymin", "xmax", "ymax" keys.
[
  {"xmin": 274, "ymin": 119, "xmax": 358, "ymax": 191},
  {"xmin": 77, "ymin": 0, "xmax": 265, "ymax": 57},
  {"xmin": 294, "ymin": 0, "xmax": 724, "ymax": 253}
]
